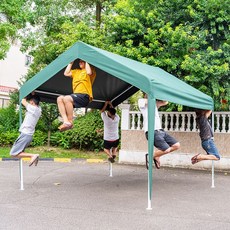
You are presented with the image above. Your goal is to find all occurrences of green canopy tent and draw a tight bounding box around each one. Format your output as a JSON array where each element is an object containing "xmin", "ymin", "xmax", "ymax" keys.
[{"xmin": 19, "ymin": 41, "xmax": 213, "ymax": 209}]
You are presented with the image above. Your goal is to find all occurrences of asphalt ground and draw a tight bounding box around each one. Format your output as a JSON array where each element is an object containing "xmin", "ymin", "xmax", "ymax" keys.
[{"xmin": 0, "ymin": 160, "xmax": 230, "ymax": 230}]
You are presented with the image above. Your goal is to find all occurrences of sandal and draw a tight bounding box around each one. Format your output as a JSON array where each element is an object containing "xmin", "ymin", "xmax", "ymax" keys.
[
  {"xmin": 29, "ymin": 155, "xmax": 39, "ymax": 167},
  {"xmin": 145, "ymin": 153, "xmax": 149, "ymax": 170},
  {"xmin": 58, "ymin": 122, "xmax": 73, "ymax": 132},
  {"xmin": 34, "ymin": 156, "xmax": 39, "ymax": 166},
  {"xmin": 154, "ymin": 158, "xmax": 160, "ymax": 169},
  {"xmin": 191, "ymin": 153, "xmax": 200, "ymax": 161},
  {"xmin": 191, "ymin": 153, "xmax": 200, "ymax": 165}
]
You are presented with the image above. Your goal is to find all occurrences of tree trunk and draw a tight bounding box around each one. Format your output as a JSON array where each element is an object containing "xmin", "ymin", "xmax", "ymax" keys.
[
  {"xmin": 47, "ymin": 130, "xmax": 51, "ymax": 147},
  {"xmin": 96, "ymin": 1, "xmax": 102, "ymax": 26}
]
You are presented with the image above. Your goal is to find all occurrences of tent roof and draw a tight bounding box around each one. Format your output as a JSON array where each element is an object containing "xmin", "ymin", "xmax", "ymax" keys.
[{"xmin": 19, "ymin": 41, "xmax": 213, "ymax": 110}]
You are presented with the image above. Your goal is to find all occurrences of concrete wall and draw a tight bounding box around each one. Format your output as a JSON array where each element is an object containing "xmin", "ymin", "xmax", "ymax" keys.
[{"xmin": 119, "ymin": 130, "xmax": 230, "ymax": 171}]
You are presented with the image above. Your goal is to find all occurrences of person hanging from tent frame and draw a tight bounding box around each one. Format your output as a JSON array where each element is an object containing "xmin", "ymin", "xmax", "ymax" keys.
[
  {"xmin": 10, "ymin": 93, "xmax": 42, "ymax": 167},
  {"xmin": 191, "ymin": 109, "xmax": 221, "ymax": 164},
  {"xmin": 138, "ymin": 93, "xmax": 180, "ymax": 169},
  {"xmin": 100, "ymin": 101, "xmax": 120, "ymax": 163},
  {"xmin": 57, "ymin": 59, "xmax": 96, "ymax": 131}
]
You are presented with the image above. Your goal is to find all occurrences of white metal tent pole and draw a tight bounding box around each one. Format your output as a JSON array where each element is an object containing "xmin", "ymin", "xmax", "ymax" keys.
[
  {"xmin": 109, "ymin": 149, "xmax": 113, "ymax": 177},
  {"xmin": 110, "ymin": 85, "xmax": 134, "ymax": 102},
  {"xmin": 211, "ymin": 112, "xmax": 215, "ymax": 188},
  {"xmin": 19, "ymin": 100, "xmax": 24, "ymax": 190},
  {"xmin": 211, "ymin": 160, "xmax": 215, "ymax": 188},
  {"xmin": 19, "ymin": 159, "xmax": 24, "ymax": 190},
  {"xmin": 34, "ymin": 90, "xmax": 106, "ymax": 103},
  {"xmin": 109, "ymin": 163, "xmax": 113, "ymax": 177}
]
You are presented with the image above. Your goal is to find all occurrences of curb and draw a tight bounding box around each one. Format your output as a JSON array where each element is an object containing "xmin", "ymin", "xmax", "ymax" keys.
[{"xmin": 0, "ymin": 158, "xmax": 106, "ymax": 163}]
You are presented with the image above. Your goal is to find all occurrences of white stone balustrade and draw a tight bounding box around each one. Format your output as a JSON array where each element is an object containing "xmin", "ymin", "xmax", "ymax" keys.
[{"xmin": 121, "ymin": 107, "xmax": 230, "ymax": 133}]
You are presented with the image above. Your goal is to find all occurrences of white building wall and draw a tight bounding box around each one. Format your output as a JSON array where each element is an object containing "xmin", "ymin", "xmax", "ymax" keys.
[
  {"xmin": 0, "ymin": 43, "xmax": 29, "ymax": 88},
  {"xmin": 0, "ymin": 42, "xmax": 31, "ymax": 107}
]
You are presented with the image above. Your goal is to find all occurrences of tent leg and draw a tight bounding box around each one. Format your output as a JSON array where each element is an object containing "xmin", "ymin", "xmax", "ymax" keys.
[
  {"xmin": 211, "ymin": 160, "xmax": 215, "ymax": 188},
  {"xmin": 109, "ymin": 162, "xmax": 113, "ymax": 177},
  {"xmin": 19, "ymin": 159, "xmax": 24, "ymax": 190},
  {"xmin": 146, "ymin": 177, "xmax": 152, "ymax": 210},
  {"xmin": 146, "ymin": 97, "xmax": 155, "ymax": 210},
  {"xmin": 146, "ymin": 200, "xmax": 152, "ymax": 210},
  {"xmin": 109, "ymin": 149, "xmax": 113, "ymax": 177},
  {"xmin": 211, "ymin": 113, "xmax": 215, "ymax": 188}
]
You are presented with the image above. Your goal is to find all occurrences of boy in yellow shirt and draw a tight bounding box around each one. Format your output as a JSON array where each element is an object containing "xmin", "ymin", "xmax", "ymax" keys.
[{"xmin": 57, "ymin": 60, "xmax": 96, "ymax": 131}]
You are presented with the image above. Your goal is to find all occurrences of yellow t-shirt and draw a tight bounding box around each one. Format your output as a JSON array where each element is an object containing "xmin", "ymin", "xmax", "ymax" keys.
[{"xmin": 70, "ymin": 68, "xmax": 96, "ymax": 100}]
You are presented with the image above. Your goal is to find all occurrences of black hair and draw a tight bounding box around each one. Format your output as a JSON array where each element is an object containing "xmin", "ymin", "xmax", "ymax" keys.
[
  {"xmin": 108, "ymin": 107, "xmax": 116, "ymax": 115},
  {"xmin": 30, "ymin": 95, "xmax": 40, "ymax": 105},
  {"xmin": 195, "ymin": 109, "xmax": 206, "ymax": 119}
]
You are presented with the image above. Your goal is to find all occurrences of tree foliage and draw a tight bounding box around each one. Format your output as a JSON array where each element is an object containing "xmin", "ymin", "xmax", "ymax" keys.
[
  {"xmin": 104, "ymin": 0, "xmax": 229, "ymax": 110},
  {"xmin": 0, "ymin": 0, "xmax": 28, "ymax": 59},
  {"xmin": 3, "ymin": 0, "xmax": 229, "ymax": 111}
]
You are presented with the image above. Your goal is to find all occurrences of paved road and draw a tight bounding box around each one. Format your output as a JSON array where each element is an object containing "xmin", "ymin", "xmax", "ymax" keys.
[{"xmin": 0, "ymin": 161, "xmax": 230, "ymax": 230}]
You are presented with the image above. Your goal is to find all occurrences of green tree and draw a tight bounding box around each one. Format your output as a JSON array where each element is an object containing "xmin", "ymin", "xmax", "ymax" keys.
[
  {"xmin": 15, "ymin": 0, "xmax": 229, "ymax": 111},
  {"xmin": 0, "ymin": 0, "xmax": 28, "ymax": 59},
  {"xmin": 104, "ymin": 0, "xmax": 229, "ymax": 110},
  {"xmin": 39, "ymin": 103, "xmax": 59, "ymax": 147},
  {"xmin": 19, "ymin": 0, "xmax": 113, "ymax": 82}
]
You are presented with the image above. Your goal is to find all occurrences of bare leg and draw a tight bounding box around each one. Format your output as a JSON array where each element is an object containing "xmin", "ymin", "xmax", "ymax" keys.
[
  {"xmin": 63, "ymin": 95, "xmax": 74, "ymax": 123},
  {"xmin": 154, "ymin": 142, "xmax": 180, "ymax": 161},
  {"xmin": 111, "ymin": 147, "xmax": 118, "ymax": 158},
  {"xmin": 12, "ymin": 152, "xmax": 39, "ymax": 166},
  {"xmin": 57, "ymin": 96, "xmax": 69, "ymax": 124},
  {"xmin": 192, "ymin": 153, "xmax": 219, "ymax": 164},
  {"xmin": 104, "ymin": 148, "xmax": 112, "ymax": 158}
]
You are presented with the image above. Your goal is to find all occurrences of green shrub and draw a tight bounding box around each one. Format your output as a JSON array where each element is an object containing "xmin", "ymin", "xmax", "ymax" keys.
[
  {"xmin": 31, "ymin": 130, "xmax": 47, "ymax": 146},
  {"xmin": 50, "ymin": 110, "xmax": 104, "ymax": 150},
  {"xmin": 0, "ymin": 105, "xmax": 19, "ymax": 132},
  {"xmin": 70, "ymin": 110, "xmax": 104, "ymax": 150},
  {"xmin": 50, "ymin": 131, "xmax": 72, "ymax": 149},
  {"xmin": 0, "ymin": 130, "xmax": 47, "ymax": 147},
  {"xmin": 0, "ymin": 130, "xmax": 19, "ymax": 146}
]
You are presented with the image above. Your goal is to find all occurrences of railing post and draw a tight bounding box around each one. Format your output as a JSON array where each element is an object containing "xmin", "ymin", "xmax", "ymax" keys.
[
  {"xmin": 131, "ymin": 113, "xmax": 135, "ymax": 130},
  {"xmin": 137, "ymin": 113, "xmax": 141, "ymax": 130},
  {"xmin": 222, "ymin": 114, "xmax": 226, "ymax": 133},
  {"xmin": 181, "ymin": 114, "xmax": 185, "ymax": 131},
  {"xmin": 216, "ymin": 114, "xmax": 220, "ymax": 132},
  {"xmin": 192, "ymin": 113, "xmax": 196, "ymax": 132},
  {"xmin": 175, "ymin": 113, "xmax": 179, "ymax": 131},
  {"xmin": 120, "ymin": 103, "xmax": 130, "ymax": 130},
  {"xmin": 165, "ymin": 114, "xmax": 168, "ymax": 131},
  {"xmin": 169, "ymin": 113, "xmax": 173, "ymax": 131}
]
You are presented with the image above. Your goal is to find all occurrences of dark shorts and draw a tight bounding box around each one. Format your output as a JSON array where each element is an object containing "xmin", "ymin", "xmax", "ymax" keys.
[
  {"xmin": 145, "ymin": 130, "xmax": 178, "ymax": 151},
  {"xmin": 70, "ymin": 93, "xmax": 90, "ymax": 108},
  {"xmin": 202, "ymin": 138, "xmax": 220, "ymax": 159},
  {"xmin": 103, "ymin": 139, "xmax": 119, "ymax": 150},
  {"xmin": 10, "ymin": 133, "xmax": 33, "ymax": 156}
]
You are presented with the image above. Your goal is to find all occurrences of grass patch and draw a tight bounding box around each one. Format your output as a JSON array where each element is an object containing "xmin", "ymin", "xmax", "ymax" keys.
[{"xmin": 0, "ymin": 146, "xmax": 107, "ymax": 159}]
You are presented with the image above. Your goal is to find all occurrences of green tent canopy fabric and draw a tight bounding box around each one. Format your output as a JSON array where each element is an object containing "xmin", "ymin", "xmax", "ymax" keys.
[
  {"xmin": 19, "ymin": 41, "xmax": 213, "ymax": 110},
  {"xmin": 19, "ymin": 41, "xmax": 214, "ymax": 208}
]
